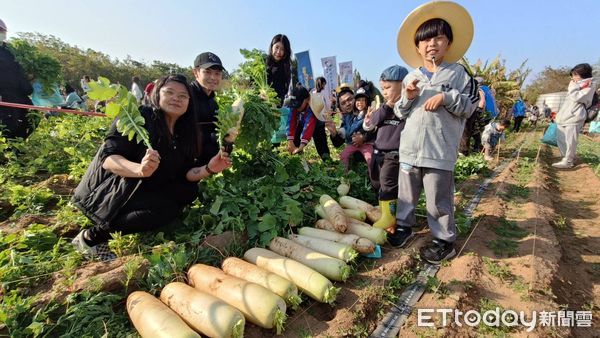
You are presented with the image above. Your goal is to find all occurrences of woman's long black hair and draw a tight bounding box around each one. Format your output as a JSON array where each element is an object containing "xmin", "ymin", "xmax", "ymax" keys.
[
  {"xmin": 267, "ymin": 34, "xmax": 292, "ymax": 86},
  {"xmin": 149, "ymin": 74, "xmax": 199, "ymax": 159}
]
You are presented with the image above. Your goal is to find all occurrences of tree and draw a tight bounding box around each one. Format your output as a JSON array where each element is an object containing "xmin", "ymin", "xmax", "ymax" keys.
[
  {"xmin": 461, "ymin": 55, "xmax": 530, "ymax": 118},
  {"xmin": 14, "ymin": 32, "xmax": 193, "ymax": 93},
  {"xmin": 523, "ymin": 66, "xmax": 570, "ymax": 104}
]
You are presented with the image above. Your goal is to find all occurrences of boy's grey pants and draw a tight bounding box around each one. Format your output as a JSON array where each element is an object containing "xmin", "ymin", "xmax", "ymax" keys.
[{"xmin": 396, "ymin": 165, "xmax": 456, "ymax": 243}]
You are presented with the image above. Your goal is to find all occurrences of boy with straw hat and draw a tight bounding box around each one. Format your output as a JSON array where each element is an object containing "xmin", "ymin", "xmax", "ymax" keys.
[{"xmin": 388, "ymin": 1, "xmax": 479, "ymax": 264}]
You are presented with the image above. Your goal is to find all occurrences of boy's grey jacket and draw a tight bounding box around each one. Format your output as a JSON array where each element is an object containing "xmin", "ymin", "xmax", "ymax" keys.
[
  {"xmin": 555, "ymin": 78, "xmax": 597, "ymax": 126},
  {"xmin": 394, "ymin": 62, "xmax": 479, "ymax": 171}
]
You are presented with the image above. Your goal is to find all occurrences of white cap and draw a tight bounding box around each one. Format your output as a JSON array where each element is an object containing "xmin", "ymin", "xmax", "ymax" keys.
[{"xmin": 0, "ymin": 19, "xmax": 7, "ymax": 31}]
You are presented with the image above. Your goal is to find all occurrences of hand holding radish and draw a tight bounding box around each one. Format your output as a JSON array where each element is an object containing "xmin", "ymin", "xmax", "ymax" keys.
[
  {"xmin": 287, "ymin": 140, "xmax": 296, "ymax": 154},
  {"xmin": 207, "ymin": 149, "xmax": 232, "ymax": 174},
  {"xmin": 138, "ymin": 149, "xmax": 160, "ymax": 177}
]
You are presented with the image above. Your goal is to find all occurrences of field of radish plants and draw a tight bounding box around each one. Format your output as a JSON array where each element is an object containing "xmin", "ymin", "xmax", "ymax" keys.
[{"xmin": 0, "ymin": 51, "xmax": 490, "ymax": 337}]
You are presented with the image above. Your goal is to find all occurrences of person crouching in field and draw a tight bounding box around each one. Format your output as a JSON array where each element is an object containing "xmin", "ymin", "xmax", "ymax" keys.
[
  {"xmin": 71, "ymin": 74, "xmax": 231, "ymax": 261},
  {"xmin": 482, "ymin": 119, "xmax": 510, "ymax": 161},
  {"xmin": 362, "ymin": 65, "xmax": 408, "ymax": 230},
  {"xmin": 388, "ymin": 1, "xmax": 479, "ymax": 264}
]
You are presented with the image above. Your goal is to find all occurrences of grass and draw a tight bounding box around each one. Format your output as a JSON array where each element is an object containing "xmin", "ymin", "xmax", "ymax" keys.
[
  {"xmin": 494, "ymin": 219, "xmax": 529, "ymax": 238},
  {"xmin": 426, "ymin": 276, "xmax": 449, "ymax": 299},
  {"xmin": 482, "ymin": 256, "xmax": 530, "ymax": 299},
  {"xmin": 515, "ymin": 157, "xmax": 536, "ymax": 186},
  {"xmin": 482, "ymin": 256, "xmax": 512, "ymax": 280},
  {"xmin": 578, "ymin": 135, "xmax": 600, "ymax": 177},
  {"xmin": 552, "ymin": 215, "xmax": 568, "ymax": 230},
  {"xmin": 477, "ymin": 298, "xmax": 517, "ymax": 336},
  {"xmin": 506, "ymin": 184, "xmax": 530, "ymax": 198},
  {"xmin": 487, "ymin": 238, "xmax": 520, "ymax": 257}
]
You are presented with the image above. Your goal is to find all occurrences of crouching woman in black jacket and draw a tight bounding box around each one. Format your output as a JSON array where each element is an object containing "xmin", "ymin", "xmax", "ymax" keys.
[{"xmin": 71, "ymin": 74, "xmax": 231, "ymax": 260}]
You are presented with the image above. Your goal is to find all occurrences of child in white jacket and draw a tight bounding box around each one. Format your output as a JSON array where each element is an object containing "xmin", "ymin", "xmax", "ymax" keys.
[
  {"xmin": 553, "ymin": 63, "xmax": 598, "ymax": 169},
  {"xmin": 482, "ymin": 119, "xmax": 511, "ymax": 161}
]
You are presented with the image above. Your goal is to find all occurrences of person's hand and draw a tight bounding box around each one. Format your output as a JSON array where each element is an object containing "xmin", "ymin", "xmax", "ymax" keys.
[
  {"xmin": 287, "ymin": 140, "xmax": 297, "ymax": 154},
  {"xmin": 138, "ymin": 149, "xmax": 161, "ymax": 177},
  {"xmin": 325, "ymin": 120, "xmax": 337, "ymax": 135},
  {"xmin": 365, "ymin": 105, "xmax": 375, "ymax": 122},
  {"xmin": 424, "ymin": 93, "xmax": 444, "ymax": 111},
  {"xmin": 293, "ymin": 144, "xmax": 305, "ymax": 154},
  {"xmin": 351, "ymin": 133, "xmax": 364, "ymax": 147},
  {"xmin": 386, "ymin": 92, "xmax": 402, "ymax": 109},
  {"xmin": 207, "ymin": 149, "xmax": 232, "ymax": 173},
  {"xmin": 580, "ymin": 79, "xmax": 592, "ymax": 89},
  {"xmin": 405, "ymin": 79, "xmax": 420, "ymax": 100}
]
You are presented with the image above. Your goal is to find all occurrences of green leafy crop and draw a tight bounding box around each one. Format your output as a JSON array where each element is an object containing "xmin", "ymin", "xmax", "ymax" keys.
[{"xmin": 87, "ymin": 77, "xmax": 152, "ymax": 149}]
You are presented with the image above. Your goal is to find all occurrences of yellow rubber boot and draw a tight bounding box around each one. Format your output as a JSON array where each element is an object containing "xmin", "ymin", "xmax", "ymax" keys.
[{"xmin": 373, "ymin": 200, "xmax": 396, "ymax": 229}]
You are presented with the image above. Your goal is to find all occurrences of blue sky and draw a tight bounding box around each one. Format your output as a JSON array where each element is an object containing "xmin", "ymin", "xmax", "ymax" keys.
[{"xmin": 2, "ymin": 0, "xmax": 599, "ymax": 86}]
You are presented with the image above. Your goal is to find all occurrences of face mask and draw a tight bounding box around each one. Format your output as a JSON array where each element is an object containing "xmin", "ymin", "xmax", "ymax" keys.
[{"xmin": 0, "ymin": 31, "xmax": 6, "ymax": 42}]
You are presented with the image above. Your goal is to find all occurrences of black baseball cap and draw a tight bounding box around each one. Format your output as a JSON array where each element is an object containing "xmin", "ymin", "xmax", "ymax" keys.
[
  {"xmin": 289, "ymin": 85, "xmax": 310, "ymax": 109},
  {"xmin": 194, "ymin": 52, "xmax": 225, "ymax": 71}
]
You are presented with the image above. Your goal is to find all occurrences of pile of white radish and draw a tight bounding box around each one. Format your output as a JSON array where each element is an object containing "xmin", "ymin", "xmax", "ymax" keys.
[{"xmin": 126, "ymin": 194, "xmax": 389, "ymax": 337}]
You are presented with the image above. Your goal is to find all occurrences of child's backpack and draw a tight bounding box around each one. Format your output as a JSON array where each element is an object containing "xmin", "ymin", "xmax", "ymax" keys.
[{"xmin": 585, "ymin": 92, "xmax": 599, "ymax": 123}]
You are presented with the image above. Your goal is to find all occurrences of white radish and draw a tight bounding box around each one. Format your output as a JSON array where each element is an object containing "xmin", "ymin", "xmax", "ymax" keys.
[
  {"xmin": 289, "ymin": 234, "xmax": 357, "ymax": 262},
  {"xmin": 126, "ymin": 291, "xmax": 200, "ymax": 338},
  {"xmin": 160, "ymin": 282, "xmax": 245, "ymax": 338},
  {"xmin": 337, "ymin": 182, "xmax": 350, "ymax": 196},
  {"xmin": 347, "ymin": 218, "xmax": 387, "ymax": 244},
  {"xmin": 269, "ymin": 237, "xmax": 350, "ymax": 282},
  {"xmin": 188, "ymin": 264, "xmax": 286, "ymax": 334},
  {"xmin": 319, "ymin": 194, "xmax": 348, "ymax": 232},
  {"xmin": 343, "ymin": 208, "xmax": 367, "ymax": 221},
  {"xmin": 301, "ymin": 225, "xmax": 375, "ymax": 254},
  {"xmin": 243, "ymin": 248, "xmax": 339, "ymax": 304},
  {"xmin": 339, "ymin": 196, "xmax": 381, "ymax": 223},
  {"xmin": 221, "ymin": 257, "xmax": 302, "ymax": 310}
]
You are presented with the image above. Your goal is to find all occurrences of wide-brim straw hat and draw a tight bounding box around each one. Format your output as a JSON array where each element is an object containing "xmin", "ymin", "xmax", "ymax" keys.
[{"xmin": 397, "ymin": 1, "xmax": 474, "ymax": 68}]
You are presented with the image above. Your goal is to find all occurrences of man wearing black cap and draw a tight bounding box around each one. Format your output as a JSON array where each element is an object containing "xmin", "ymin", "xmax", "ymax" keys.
[{"xmin": 190, "ymin": 52, "xmax": 225, "ymax": 165}]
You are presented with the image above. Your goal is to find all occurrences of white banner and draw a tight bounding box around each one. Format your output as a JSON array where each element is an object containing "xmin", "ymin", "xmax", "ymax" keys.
[
  {"xmin": 321, "ymin": 56, "xmax": 337, "ymax": 108},
  {"xmin": 339, "ymin": 61, "xmax": 353, "ymax": 88}
]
